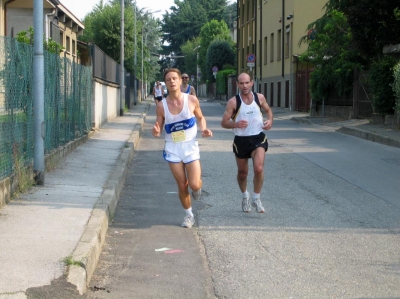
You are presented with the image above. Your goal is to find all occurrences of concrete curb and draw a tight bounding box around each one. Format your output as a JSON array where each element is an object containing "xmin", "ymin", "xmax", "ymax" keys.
[
  {"xmin": 337, "ymin": 126, "xmax": 400, "ymax": 149},
  {"xmin": 67, "ymin": 103, "xmax": 150, "ymax": 294}
]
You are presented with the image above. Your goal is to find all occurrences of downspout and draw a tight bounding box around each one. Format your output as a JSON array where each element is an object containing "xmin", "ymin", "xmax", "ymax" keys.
[
  {"xmin": 236, "ymin": 0, "xmax": 239, "ymax": 76},
  {"xmin": 4, "ymin": 0, "xmax": 16, "ymax": 36},
  {"xmin": 259, "ymin": 0, "xmax": 262, "ymax": 91},
  {"xmin": 45, "ymin": 8, "xmax": 57, "ymax": 41},
  {"xmin": 254, "ymin": 0, "xmax": 257, "ymax": 90}
]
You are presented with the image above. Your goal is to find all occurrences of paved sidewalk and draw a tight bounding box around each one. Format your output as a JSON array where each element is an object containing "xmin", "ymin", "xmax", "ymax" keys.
[
  {"xmin": 291, "ymin": 115, "xmax": 400, "ymax": 149},
  {"xmin": 0, "ymin": 100, "xmax": 151, "ymax": 298}
]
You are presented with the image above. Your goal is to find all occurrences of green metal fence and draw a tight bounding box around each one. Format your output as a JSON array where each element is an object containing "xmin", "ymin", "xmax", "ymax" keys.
[{"xmin": 0, "ymin": 36, "xmax": 92, "ymax": 181}]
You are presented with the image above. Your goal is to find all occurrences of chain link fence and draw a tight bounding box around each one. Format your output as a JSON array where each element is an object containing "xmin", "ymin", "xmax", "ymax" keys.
[{"xmin": 0, "ymin": 36, "xmax": 92, "ymax": 180}]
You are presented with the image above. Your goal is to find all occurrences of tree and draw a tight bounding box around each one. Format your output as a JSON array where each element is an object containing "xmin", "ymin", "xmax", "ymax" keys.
[
  {"xmin": 206, "ymin": 39, "xmax": 235, "ymax": 81},
  {"xmin": 298, "ymin": 10, "xmax": 360, "ymax": 104},
  {"xmin": 340, "ymin": 0, "xmax": 400, "ymax": 60},
  {"xmin": 198, "ymin": 0, "xmax": 228, "ymax": 21},
  {"xmin": 198, "ymin": 20, "xmax": 232, "ymax": 81},
  {"xmin": 223, "ymin": 2, "xmax": 237, "ymax": 30},
  {"xmin": 79, "ymin": 1, "xmax": 135, "ymax": 73},
  {"xmin": 161, "ymin": 0, "xmax": 208, "ymax": 57},
  {"xmin": 181, "ymin": 37, "xmax": 201, "ymax": 78}
]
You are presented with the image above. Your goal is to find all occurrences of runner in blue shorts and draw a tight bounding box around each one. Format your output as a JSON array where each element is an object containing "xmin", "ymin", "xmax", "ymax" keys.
[{"xmin": 152, "ymin": 68, "xmax": 212, "ymax": 228}]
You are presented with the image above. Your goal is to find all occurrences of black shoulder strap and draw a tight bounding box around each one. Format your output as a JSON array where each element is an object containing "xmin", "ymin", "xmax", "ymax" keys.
[
  {"xmin": 253, "ymin": 92, "xmax": 261, "ymax": 109},
  {"xmin": 232, "ymin": 94, "xmax": 241, "ymax": 120},
  {"xmin": 232, "ymin": 92, "xmax": 261, "ymax": 120}
]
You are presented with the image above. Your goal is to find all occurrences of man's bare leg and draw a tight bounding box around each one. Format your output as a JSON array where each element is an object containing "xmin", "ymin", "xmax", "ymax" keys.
[{"xmin": 185, "ymin": 160, "xmax": 202, "ymax": 200}]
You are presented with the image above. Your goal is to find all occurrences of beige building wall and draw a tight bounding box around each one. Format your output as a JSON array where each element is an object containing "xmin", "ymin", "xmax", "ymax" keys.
[{"xmin": 238, "ymin": 0, "xmax": 327, "ymax": 109}]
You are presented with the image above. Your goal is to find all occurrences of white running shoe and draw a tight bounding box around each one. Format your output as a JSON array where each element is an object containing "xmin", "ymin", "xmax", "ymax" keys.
[
  {"xmin": 252, "ymin": 198, "xmax": 265, "ymax": 213},
  {"xmin": 242, "ymin": 194, "xmax": 251, "ymax": 212},
  {"xmin": 181, "ymin": 215, "xmax": 195, "ymax": 228},
  {"xmin": 191, "ymin": 189, "xmax": 202, "ymax": 200}
]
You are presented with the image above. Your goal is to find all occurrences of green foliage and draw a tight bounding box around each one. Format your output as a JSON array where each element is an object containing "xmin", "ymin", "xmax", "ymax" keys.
[
  {"xmin": 79, "ymin": 1, "xmax": 135, "ymax": 72},
  {"xmin": 299, "ymin": 10, "xmax": 359, "ymax": 104},
  {"xmin": 392, "ymin": 62, "xmax": 400, "ymax": 114},
  {"xmin": 223, "ymin": 2, "xmax": 237, "ymax": 30},
  {"xmin": 79, "ymin": 0, "xmax": 162, "ymax": 81},
  {"xmin": 206, "ymin": 39, "xmax": 235, "ymax": 81},
  {"xmin": 369, "ymin": 56, "xmax": 397, "ymax": 114},
  {"xmin": 181, "ymin": 37, "xmax": 201, "ymax": 78},
  {"xmin": 16, "ymin": 27, "xmax": 63, "ymax": 54},
  {"xmin": 216, "ymin": 69, "xmax": 236, "ymax": 95},
  {"xmin": 161, "ymin": 0, "xmax": 208, "ymax": 57},
  {"xmin": 341, "ymin": 0, "xmax": 400, "ymax": 60},
  {"xmin": 199, "ymin": 20, "xmax": 232, "ymax": 81},
  {"xmin": 161, "ymin": 0, "xmax": 229, "ymax": 69}
]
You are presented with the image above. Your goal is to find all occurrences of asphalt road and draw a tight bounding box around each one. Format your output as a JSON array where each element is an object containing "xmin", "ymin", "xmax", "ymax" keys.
[{"xmin": 87, "ymin": 100, "xmax": 400, "ymax": 299}]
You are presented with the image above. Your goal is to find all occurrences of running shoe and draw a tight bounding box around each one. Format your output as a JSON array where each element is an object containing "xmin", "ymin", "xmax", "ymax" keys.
[
  {"xmin": 191, "ymin": 188, "xmax": 202, "ymax": 200},
  {"xmin": 252, "ymin": 198, "xmax": 265, "ymax": 213},
  {"xmin": 181, "ymin": 215, "xmax": 195, "ymax": 228},
  {"xmin": 242, "ymin": 194, "xmax": 251, "ymax": 212}
]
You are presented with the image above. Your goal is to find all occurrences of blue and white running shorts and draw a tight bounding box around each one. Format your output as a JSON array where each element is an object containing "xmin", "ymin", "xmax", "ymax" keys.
[{"xmin": 163, "ymin": 140, "xmax": 200, "ymax": 164}]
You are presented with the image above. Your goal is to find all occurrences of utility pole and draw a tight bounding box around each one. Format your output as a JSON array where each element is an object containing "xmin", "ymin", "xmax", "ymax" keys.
[
  {"xmin": 134, "ymin": 1, "xmax": 137, "ymax": 105},
  {"xmin": 120, "ymin": 0, "xmax": 125, "ymax": 115},
  {"xmin": 33, "ymin": 0, "xmax": 45, "ymax": 185}
]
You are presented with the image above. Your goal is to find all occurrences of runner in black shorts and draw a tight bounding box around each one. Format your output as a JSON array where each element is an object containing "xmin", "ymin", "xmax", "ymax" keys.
[
  {"xmin": 233, "ymin": 132, "xmax": 268, "ymax": 159},
  {"xmin": 221, "ymin": 72, "xmax": 273, "ymax": 214}
]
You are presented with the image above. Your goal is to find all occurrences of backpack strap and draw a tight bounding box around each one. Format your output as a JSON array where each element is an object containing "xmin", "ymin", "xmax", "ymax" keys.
[
  {"xmin": 231, "ymin": 94, "xmax": 241, "ymax": 120},
  {"xmin": 232, "ymin": 92, "xmax": 261, "ymax": 120},
  {"xmin": 253, "ymin": 92, "xmax": 261, "ymax": 109}
]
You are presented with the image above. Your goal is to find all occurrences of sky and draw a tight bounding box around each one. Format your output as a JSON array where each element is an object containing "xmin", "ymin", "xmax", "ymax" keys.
[{"xmin": 64, "ymin": 0, "xmax": 175, "ymax": 22}]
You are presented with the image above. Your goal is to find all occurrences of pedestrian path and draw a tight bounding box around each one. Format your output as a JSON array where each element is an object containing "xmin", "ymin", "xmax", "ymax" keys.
[
  {"xmin": 291, "ymin": 115, "xmax": 400, "ymax": 149},
  {"xmin": 0, "ymin": 100, "xmax": 150, "ymax": 298}
]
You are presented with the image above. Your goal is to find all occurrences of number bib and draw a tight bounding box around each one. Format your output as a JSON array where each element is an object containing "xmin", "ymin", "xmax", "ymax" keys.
[{"xmin": 171, "ymin": 130, "xmax": 186, "ymax": 143}]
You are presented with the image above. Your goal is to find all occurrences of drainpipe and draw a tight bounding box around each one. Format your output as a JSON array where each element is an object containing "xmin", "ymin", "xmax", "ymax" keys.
[
  {"xmin": 4, "ymin": 0, "xmax": 16, "ymax": 36},
  {"xmin": 45, "ymin": 8, "xmax": 57, "ymax": 41}
]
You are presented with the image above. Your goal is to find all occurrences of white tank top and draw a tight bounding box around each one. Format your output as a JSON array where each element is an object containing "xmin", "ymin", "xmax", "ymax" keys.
[
  {"xmin": 154, "ymin": 86, "xmax": 163, "ymax": 97},
  {"xmin": 162, "ymin": 93, "xmax": 197, "ymax": 143},
  {"xmin": 233, "ymin": 93, "xmax": 263, "ymax": 136}
]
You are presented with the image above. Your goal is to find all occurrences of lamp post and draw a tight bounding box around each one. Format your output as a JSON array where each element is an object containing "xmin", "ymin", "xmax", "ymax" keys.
[
  {"xmin": 141, "ymin": 10, "xmax": 161, "ymax": 99},
  {"xmin": 193, "ymin": 45, "xmax": 200, "ymax": 96},
  {"xmin": 120, "ymin": 0, "xmax": 125, "ymax": 115},
  {"xmin": 134, "ymin": 1, "xmax": 137, "ymax": 105}
]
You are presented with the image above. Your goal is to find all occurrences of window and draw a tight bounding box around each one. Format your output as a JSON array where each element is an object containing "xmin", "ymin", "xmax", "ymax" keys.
[
  {"xmin": 60, "ymin": 31, "xmax": 64, "ymax": 47},
  {"xmin": 264, "ymin": 36, "xmax": 268, "ymax": 64},
  {"xmin": 270, "ymin": 33, "xmax": 274, "ymax": 62},
  {"xmin": 277, "ymin": 29, "xmax": 282, "ymax": 60},
  {"xmin": 285, "ymin": 26, "xmax": 290, "ymax": 58},
  {"xmin": 66, "ymin": 36, "xmax": 70, "ymax": 52},
  {"xmin": 72, "ymin": 40, "xmax": 76, "ymax": 55}
]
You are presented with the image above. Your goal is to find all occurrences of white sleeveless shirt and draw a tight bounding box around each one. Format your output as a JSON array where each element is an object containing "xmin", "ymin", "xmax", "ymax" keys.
[
  {"xmin": 162, "ymin": 93, "xmax": 197, "ymax": 143},
  {"xmin": 233, "ymin": 93, "xmax": 263, "ymax": 136},
  {"xmin": 154, "ymin": 86, "xmax": 163, "ymax": 97}
]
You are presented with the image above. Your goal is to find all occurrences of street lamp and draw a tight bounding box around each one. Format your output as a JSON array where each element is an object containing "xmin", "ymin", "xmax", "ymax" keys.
[
  {"xmin": 120, "ymin": 0, "xmax": 125, "ymax": 115},
  {"xmin": 141, "ymin": 10, "xmax": 161, "ymax": 99},
  {"xmin": 193, "ymin": 46, "xmax": 200, "ymax": 95}
]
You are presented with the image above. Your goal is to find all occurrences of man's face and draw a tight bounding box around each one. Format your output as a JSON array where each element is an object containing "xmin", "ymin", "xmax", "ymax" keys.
[
  {"xmin": 237, "ymin": 75, "xmax": 253, "ymax": 94},
  {"xmin": 181, "ymin": 74, "xmax": 189, "ymax": 83},
  {"xmin": 165, "ymin": 72, "xmax": 181, "ymax": 91}
]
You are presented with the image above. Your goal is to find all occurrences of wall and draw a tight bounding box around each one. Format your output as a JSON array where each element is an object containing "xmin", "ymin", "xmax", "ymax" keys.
[{"xmin": 92, "ymin": 80, "xmax": 120, "ymax": 129}]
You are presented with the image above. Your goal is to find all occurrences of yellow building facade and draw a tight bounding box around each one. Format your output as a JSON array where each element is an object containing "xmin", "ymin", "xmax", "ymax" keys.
[
  {"xmin": 237, "ymin": 0, "xmax": 327, "ymax": 111},
  {"xmin": 0, "ymin": 0, "xmax": 83, "ymax": 62}
]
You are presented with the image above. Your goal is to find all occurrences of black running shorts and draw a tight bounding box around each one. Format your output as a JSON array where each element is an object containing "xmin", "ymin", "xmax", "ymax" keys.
[{"xmin": 233, "ymin": 132, "xmax": 268, "ymax": 159}]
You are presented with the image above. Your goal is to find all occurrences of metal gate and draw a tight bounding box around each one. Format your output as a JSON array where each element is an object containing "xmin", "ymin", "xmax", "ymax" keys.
[
  {"xmin": 296, "ymin": 70, "xmax": 311, "ymax": 112},
  {"xmin": 353, "ymin": 69, "xmax": 374, "ymax": 119}
]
